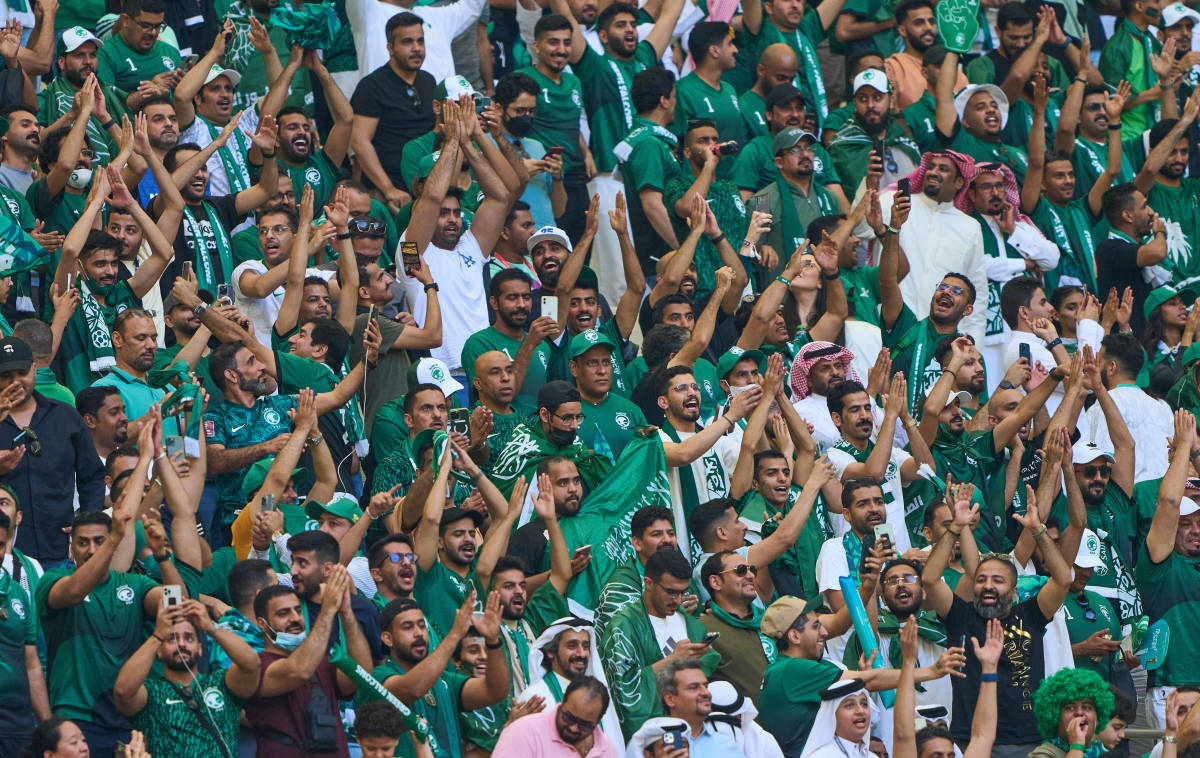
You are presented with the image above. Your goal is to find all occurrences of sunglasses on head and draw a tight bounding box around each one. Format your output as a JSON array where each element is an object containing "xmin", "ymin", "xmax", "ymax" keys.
[{"xmin": 1081, "ymin": 464, "xmax": 1112, "ymax": 479}]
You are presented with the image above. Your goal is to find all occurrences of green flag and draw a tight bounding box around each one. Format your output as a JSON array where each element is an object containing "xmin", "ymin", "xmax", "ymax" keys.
[
  {"xmin": 558, "ymin": 432, "xmax": 670, "ymax": 610},
  {"xmin": 936, "ymin": 0, "xmax": 981, "ymax": 53},
  {"xmin": 489, "ymin": 422, "xmax": 613, "ymax": 500},
  {"xmin": 0, "ymin": 214, "xmax": 47, "ymax": 278}
]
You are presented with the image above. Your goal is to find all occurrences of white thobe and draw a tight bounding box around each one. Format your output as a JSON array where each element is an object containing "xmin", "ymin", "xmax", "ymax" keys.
[{"xmin": 1084, "ymin": 384, "xmax": 1174, "ymax": 483}]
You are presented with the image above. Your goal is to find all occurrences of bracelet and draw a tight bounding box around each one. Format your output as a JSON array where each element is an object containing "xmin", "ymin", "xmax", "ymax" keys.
[
  {"xmin": 1069, "ymin": 745, "xmax": 1088, "ymax": 753},
  {"xmin": 722, "ymin": 415, "xmax": 735, "ymax": 430},
  {"xmin": 980, "ymin": 672, "xmax": 998, "ymax": 682},
  {"xmin": 101, "ymin": 118, "xmax": 116, "ymax": 130},
  {"xmin": 712, "ymin": 233, "xmax": 726, "ymax": 245},
  {"xmin": 942, "ymin": 368, "xmax": 956, "ymax": 376},
  {"xmin": 153, "ymin": 633, "xmax": 168, "ymax": 643},
  {"xmin": 822, "ymin": 271, "xmax": 840, "ymax": 281},
  {"xmin": 1108, "ymin": 123, "xmax": 1124, "ymax": 130},
  {"xmin": 154, "ymin": 452, "xmax": 166, "ymax": 461},
  {"xmin": 1165, "ymin": 736, "xmax": 1178, "ymax": 744},
  {"xmin": 260, "ymin": 150, "xmax": 276, "ymax": 158},
  {"xmin": 485, "ymin": 639, "xmax": 504, "ymax": 649},
  {"xmin": 336, "ymin": 232, "xmax": 352, "ymax": 240},
  {"xmin": 904, "ymin": 419, "xmax": 918, "ymax": 429},
  {"xmin": 424, "ymin": 282, "xmax": 440, "ymax": 293},
  {"xmin": 1033, "ymin": 524, "xmax": 1049, "ymax": 539},
  {"xmin": 469, "ymin": 470, "xmax": 483, "ymax": 482},
  {"xmin": 154, "ymin": 553, "xmax": 171, "ymax": 562},
  {"xmin": 775, "ymin": 275, "xmax": 791, "ymax": 286},
  {"xmin": 1046, "ymin": 337, "xmax": 1063, "ymax": 350}
]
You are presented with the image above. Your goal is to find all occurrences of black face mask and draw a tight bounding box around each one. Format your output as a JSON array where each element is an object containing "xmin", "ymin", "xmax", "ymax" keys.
[
  {"xmin": 547, "ymin": 426, "xmax": 577, "ymax": 447},
  {"xmin": 507, "ymin": 115, "xmax": 534, "ymax": 138}
]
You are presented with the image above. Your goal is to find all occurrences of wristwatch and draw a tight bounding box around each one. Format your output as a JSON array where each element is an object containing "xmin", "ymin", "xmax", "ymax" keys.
[
  {"xmin": 424, "ymin": 282, "xmax": 439, "ymax": 293},
  {"xmin": 997, "ymin": 380, "xmax": 1016, "ymax": 391}
]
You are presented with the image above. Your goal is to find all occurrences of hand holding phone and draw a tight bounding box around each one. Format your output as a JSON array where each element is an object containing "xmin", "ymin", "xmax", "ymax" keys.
[
  {"xmin": 541, "ymin": 295, "xmax": 559, "ymax": 323},
  {"xmin": 701, "ymin": 631, "xmax": 721, "ymax": 645},
  {"xmin": 1019, "ymin": 342, "xmax": 1031, "ymax": 363},
  {"xmin": 401, "ymin": 241, "xmax": 420, "ymax": 278},
  {"xmin": 897, "ymin": 178, "xmax": 911, "ymax": 198}
]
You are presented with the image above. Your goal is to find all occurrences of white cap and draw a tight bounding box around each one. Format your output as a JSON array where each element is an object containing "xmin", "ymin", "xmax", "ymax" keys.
[
  {"xmin": 61, "ymin": 26, "xmax": 103, "ymax": 54},
  {"xmin": 436, "ymin": 74, "xmax": 482, "ymax": 100},
  {"xmin": 1162, "ymin": 2, "xmax": 1200, "ymax": 27},
  {"xmin": 1074, "ymin": 528, "xmax": 1104, "ymax": 569},
  {"xmin": 852, "ymin": 68, "xmax": 889, "ymax": 94},
  {"xmin": 203, "ymin": 63, "xmax": 242, "ymax": 88},
  {"xmin": 413, "ymin": 357, "xmax": 464, "ymax": 397},
  {"xmin": 527, "ymin": 226, "xmax": 573, "ymax": 255},
  {"xmin": 1180, "ymin": 496, "xmax": 1200, "ymax": 516},
  {"xmin": 954, "ymin": 84, "xmax": 1009, "ymax": 129},
  {"xmin": 944, "ymin": 390, "xmax": 973, "ymax": 409},
  {"xmin": 1072, "ymin": 441, "xmax": 1115, "ymax": 465}
]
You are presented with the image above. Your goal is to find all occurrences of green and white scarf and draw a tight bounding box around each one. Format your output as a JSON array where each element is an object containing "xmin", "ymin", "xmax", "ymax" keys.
[
  {"xmin": 892, "ymin": 319, "xmax": 952, "ymax": 417},
  {"xmin": 77, "ymin": 278, "xmax": 117, "ymax": 374},
  {"xmin": 878, "ymin": 608, "xmax": 947, "ymax": 689},
  {"xmin": 182, "ymin": 202, "xmax": 235, "ymax": 295},
  {"xmin": 842, "ymin": 530, "xmax": 866, "ymax": 585},
  {"xmin": 1041, "ymin": 200, "xmax": 1097, "ymax": 293},
  {"xmin": 199, "ymin": 115, "xmax": 251, "ymax": 194},
  {"xmin": 660, "ymin": 420, "xmax": 727, "ymax": 561},
  {"xmin": 613, "ymin": 118, "xmax": 677, "ymax": 169},
  {"xmin": 334, "ymin": 358, "xmax": 368, "ymax": 458},
  {"xmin": 972, "ymin": 211, "xmax": 1020, "ymax": 339},
  {"xmin": 791, "ymin": 27, "xmax": 827, "ymax": 126}
]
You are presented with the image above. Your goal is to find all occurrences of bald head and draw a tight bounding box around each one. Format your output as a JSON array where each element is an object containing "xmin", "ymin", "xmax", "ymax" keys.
[
  {"xmin": 473, "ymin": 350, "xmax": 517, "ymax": 407},
  {"xmin": 757, "ymin": 43, "xmax": 798, "ymax": 93}
]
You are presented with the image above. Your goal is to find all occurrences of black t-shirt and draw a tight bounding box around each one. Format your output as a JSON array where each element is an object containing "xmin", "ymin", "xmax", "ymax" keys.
[
  {"xmin": 1095, "ymin": 238, "xmax": 1151, "ymax": 333},
  {"xmin": 508, "ymin": 517, "xmax": 549, "ymax": 575},
  {"xmin": 942, "ymin": 594, "xmax": 1049, "ymax": 745},
  {"xmin": 350, "ymin": 66, "xmax": 436, "ymax": 191},
  {"xmin": 156, "ymin": 194, "xmax": 246, "ymax": 297}
]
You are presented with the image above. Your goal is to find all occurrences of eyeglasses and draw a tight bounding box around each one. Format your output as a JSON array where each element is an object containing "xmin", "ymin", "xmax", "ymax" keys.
[
  {"xmin": 258, "ymin": 224, "xmax": 292, "ymax": 236},
  {"xmin": 552, "ymin": 411, "xmax": 586, "ymax": 424},
  {"xmin": 652, "ymin": 582, "xmax": 689, "ymax": 599},
  {"xmin": 936, "ymin": 282, "xmax": 964, "ymax": 296},
  {"xmin": 671, "ymin": 383, "xmax": 701, "ymax": 393},
  {"xmin": 882, "ymin": 572, "xmax": 919, "ymax": 587},
  {"xmin": 1081, "ymin": 465, "xmax": 1112, "ymax": 479},
  {"xmin": 132, "ymin": 18, "xmax": 167, "ymax": 31},
  {"xmin": 1074, "ymin": 594, "xmax": 1097, "ymax": 622},
  {"xmin": 778, "ymin": 144, "xmax": 813, "ymax": 157},
  {"xmin": 405, "ymin": 87, "xmax": 422, "ymax": 109},
  {"xmin": 559, "ymin": 706, "xmax": 598, "ymax": 732},
  {"xmin": 721, "ymin": 564, "xmax": 758, "ymax": 577},
  {"xmin": 348, "ymin": 218, "xmax": 386, "ymax": 238},
  {"xmin": 386, "ymin": 552, "xmax": 418, "ymax": 565}
]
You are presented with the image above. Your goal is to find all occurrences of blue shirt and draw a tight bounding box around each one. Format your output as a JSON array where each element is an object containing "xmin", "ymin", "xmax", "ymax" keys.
[
  {"xmin": 496, "ymin": 133, "xmax": 555, "ymax": 226},
  {"xmin": 686, "ymin": 721, "xmax": 744, "ymax": 757}
]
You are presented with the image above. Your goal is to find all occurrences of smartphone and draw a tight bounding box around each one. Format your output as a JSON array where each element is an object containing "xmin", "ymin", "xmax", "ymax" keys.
[
  {"xmin": 164, "ymin": 435, "xmax": 186, "ymax": 459},
  {"xmin": 1019, "ymin": 342, "xmax": 1031, "ymax": 363},
  {"xmin": 216, "ymin": 282, "xmax": 233, "ymax": 304},
  {"xmin": 367, "ymin": 303, "xmax": 376, "ymax": 325},
  {"xmin": 874, "ymin": 522, "xmax": 895, "ymax": 548},
  {"xmin": 261, "ymin": 493, "xmax": 276, "ymax": 512},
  {"xmin": 162, "ymin": 584, "xmax": 183, "ymax": 607},
  {"xmin": 449, "ymin": 407, "xmax": 470, "ymax": 436},
  {"xmin": 474, "ymin": 95, "xmax": 491, "ymax": 113},
  {"xmin": 751, "ymin": 193, "xmax": 772, "ymax": 228},
  {"xmin": 873, "ymin": 139, "xmax": 886, "ymax": 161},
  {"xmin": 545, "ymin": 146, "xmax": 565, "ymax": 157},
  {"xmin": 541, "ymin": 295, "xmax": 559, "ymax": 323},
  {"xmin": 897, "ymin": 177, "xmax": 911, "ymax": 197},
  {"xmin": 701, "ymin": 631, "xmax": 721, "ymax": 645},
  {"xmin": 662, "ymin": 726, "xmax": 687, "ymax": 750},
  {"xmin": 573, "ymin": 544, "xmax": 592, "ymax": 558},
  {"xmin": 65, "ymin": 272, "xmax": 72, "ymax": 290},
  {"xmin": 181, "ymin": 261, "xmax": 193, "ymax": 281},
  {"xmin": 400, "ymin": 241, "xmax": 420, "ymax": 278}
]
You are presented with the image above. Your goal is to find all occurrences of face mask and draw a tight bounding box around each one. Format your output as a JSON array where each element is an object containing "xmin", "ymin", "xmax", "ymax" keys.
[
  {"xmin": 506, "ymin": 115, "xmax": 534, "ymax": 138},
  {"xmin": 269, "ymin": 624, "xmax": 308, "ymax": 652},
  {"xmin": 728, "ymin": 383, "xmax": 759, "ymax": 397},
  {"xmin": 547, "ymin": 426, "xmax": 577, "ymax": 447},
  {"xmin": 67, "ymin": 168, "xmax": 92, "ymax": 190},
  {"xmin": 81, "ymin": 272, "xmax": 114, "ymax": 298}
]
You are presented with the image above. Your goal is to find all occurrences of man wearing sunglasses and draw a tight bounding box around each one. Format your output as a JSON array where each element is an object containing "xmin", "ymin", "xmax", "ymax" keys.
[
  {"xmin": 364, "ymin": 534, "xmax": 420, "ymax": 613},
  {"xmin": 875, "ymin": 558, "xmax": 955, "ymax": 715}
]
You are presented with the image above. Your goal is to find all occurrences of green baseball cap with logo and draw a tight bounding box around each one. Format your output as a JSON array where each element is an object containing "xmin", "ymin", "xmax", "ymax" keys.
[
  {"xmin": 1144, "ymin": 283, "xmax": 1199, "ymax": 321},
  {"xmin": 772, "ymin": 126, "xmax": 817, "ymax": 155},
  {"xmin": 716, "ymin": 346, "xmax": 766, "ymax": 380},
  {"xmin": 304, "ymin": 494, "xmax": 362, "ymax": 522},
  {"xmin": 569, "ymin": 328, "xmax": 619, "ymax": 360},
  {"xmin": 240, "ymin": 457, "xmax": 308, "ymax": 500}
]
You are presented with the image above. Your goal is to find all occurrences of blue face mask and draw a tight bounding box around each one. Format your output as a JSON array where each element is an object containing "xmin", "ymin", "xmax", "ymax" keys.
[{"xmin": 270, "ymin": 624, "xmax": 308, "ymax": 652}]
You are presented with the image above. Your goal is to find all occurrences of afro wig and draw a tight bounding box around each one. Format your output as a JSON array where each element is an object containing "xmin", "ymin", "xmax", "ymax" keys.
[{"xmin": 1032, "ymin": 668, "xmax": 1115, "ymax": 741}]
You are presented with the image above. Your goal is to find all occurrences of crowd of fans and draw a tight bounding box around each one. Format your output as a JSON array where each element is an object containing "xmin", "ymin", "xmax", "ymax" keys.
[{"xmin": 10, "ymin": 0, "xmax": 1200, "ymax": 755}]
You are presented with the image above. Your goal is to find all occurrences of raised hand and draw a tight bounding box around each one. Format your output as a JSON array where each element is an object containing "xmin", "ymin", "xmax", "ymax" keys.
[
  {"xmin": 584, "ymin": 193, "xmax": 600, "ymax": 239},
  {"xmin": 472, "ymin": 590, "xmax": 504, "ymax": 642},
  {"xmin": 1012, "ymin": 484, "xmax": 1043, "ymax": 531},
  {"xmin": 251, "ymin": 112, "xmax": 278, "ymax": 153},
  {"xmin": 451, "ymin": 589, "xmax": 479, "ymax": 638},
  {"xmin": 805, "ymin": 454, "xmax": 836, "ymax": 490},
  {"xmin": 608, "ymin": 191, "xmax": 627, "ymax": 233},
  {"xmin": 972, "ymin": 617, "xmax": 1003, "ymax": 669},
  {"xmin": 1106, "ymin": 81, "xmax": 1131, "ymax": 124},
  {"xmin": 533, "ymin": 472, "xmax": 558, "ymax": 522}
]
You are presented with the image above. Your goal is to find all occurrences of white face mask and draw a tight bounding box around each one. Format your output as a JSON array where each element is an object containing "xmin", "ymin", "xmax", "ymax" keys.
[
  {"xmin": 728, "ymin": 383, "xmax": 759, "ymax": 397},
  {"xmin": 67, "ymin": 168, "xmax": 92, "ymax": 190}
]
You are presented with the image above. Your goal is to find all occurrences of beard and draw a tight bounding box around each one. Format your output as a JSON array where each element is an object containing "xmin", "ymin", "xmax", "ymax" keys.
[
  {"xmin": 973, "ymin": 588, "xmax": 1015, "ymax": 619},
  {"xmin": 238, "ymin": 372, "xmax": 277, "ymax": 397}
]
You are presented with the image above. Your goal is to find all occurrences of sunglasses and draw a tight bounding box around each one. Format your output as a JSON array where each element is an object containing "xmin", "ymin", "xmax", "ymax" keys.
[
  {"xmin": 1073, "ymin": 594, "xmax": 1097, "ymax": 622},
  {"xmin": 348, "ymin": 218, "xmax": 386, "ymax": 238},
  {"xmin": 879, "ymin": 144, "xmax": 898, "ymax": 174},
  {"xmin": 936, "ymin": 282, "xmax": 965, "ymax": 296},
  {"xmin": 405, "ymin": 87, "xmax": 422, "ymax": 109},
  {"xmin": 882, "ymin": 572, "xmax": 919, "ymax": 587},
  {"xmin": 1083, "ymin": 102, "xmax": 1105, "ymax": 112},
  {"xmin": 721, "ymin": 564, "xmax": 758, "ymax": 577},
  {"xmin": 560, "ymin": 707, "xmax": 597, "ymax": 732},
  {"xmin": 386, "ymin": 552, "xmax": 418, "ymax": 565},
  {"xmin": 1081, "ymin": 465, "xmax": 1112, "ymax": 479}
]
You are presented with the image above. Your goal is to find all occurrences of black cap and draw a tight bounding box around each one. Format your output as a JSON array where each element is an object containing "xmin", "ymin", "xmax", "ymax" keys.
[
  {"xmin": 537, "ymin": 379, "xmax": 579, "ymax": 411},
  {"xmin": 439, "ymin": 506, "xmax": 485, "ymax": 531},
  {"xmin": 765, "ymin": 83, "xmax": 807, "ymax": 112},
  {"xmin": 0, "ymin": 337, "xmax": 33, "ymax": 373},
  {"xmin": 379, "ymin": 597, "xmax": 422, "ymax": 634}
]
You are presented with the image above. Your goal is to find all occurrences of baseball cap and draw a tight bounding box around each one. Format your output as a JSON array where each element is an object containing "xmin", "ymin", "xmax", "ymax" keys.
[
  {"xmin": 1072, "ymin": 441, "xmax": 1115, "ymax": 465},
  {"xmin": 765, "ymin": 83, "xmax": 808, "ymax": 112},
  {"xmin": 60, "ymin": 26, "xmax": 103, "ymax": 54},
  {"xmin": 716, "ymin": 346, "xmax": 765, "ymax": 380},
  {"xmin": 202, "ymin": 63, "xmax": 242, "ymax": 88},
  {"xmin": 433, "ymin": 74, "xmax": 482, "ymax": 101},
  {"xmin": 954, "ymin": 84, "xmax": 1009, "ymax": 129},
  {"xmin": 1074, "ymin": 528, "xmax": 1104, "ymax": 569},
  {"xmin": 569, "ymin": 329, "xmax": 619, "ymax": 360},
  {"xmin": 0, "ymin": 337, "xmax": 33, "ymax": 373},
  {"xmin": 1181, "ymin": 496, "xmax": 1200, "ymax": 516},
  {"xmin": 406, "ymin": 357, "xmax": 465, "ymax": 397},
  {"xmin": 240, "ymin": 456, "xmax": 308, "ymax": 499},
  {"xmin": 772, "ymin": 126, "xmax": 817, "ymax": 155},
  {"xmin": 944, "ymin": 390, "xmax": 973, "ymax": 409},
  {"xmin": 1162, "ymin": 2, "xmax": 1200, "ymax": 27},
  {"xmin": 411, "ymin": 428, "xmax": 443, "ymax": 464},
  {"xmin": 852, "ymin": 68, "xmax": 889, "ymax": 94},
  {"xmin": 761, "ymin": 595, "xmax": 824, "ymax": 639},
  {"xmin": 1144, "ymin": 283, "xmax": 1198, "ymax": 321},
  {"xmin": 527, "ymin": 226, "xmax": 573, "ymax": 255},
  {"xmin": 1184, "ymin": 343, "xmax": 1200, "ymax": 367},
  {"xmin": 305, "ymin": 494, "xmax": 362, "ymax": 522},
  {"xmin": 440, "ymin": 505, "xmax": 485, "ymax": 529}
]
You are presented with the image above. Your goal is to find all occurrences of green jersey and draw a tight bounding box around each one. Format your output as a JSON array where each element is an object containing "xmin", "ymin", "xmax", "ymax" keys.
[
  {"xmin": 1031, "ymin": 197, "xmax": 1099, "ymax": 293},
  {"xmin": 400, "ymin": 131, "xmax": 438, "ymax": 193},
  {"xmin": 1146, "ymin": 179, "xmax": 1200, "ymax": 282},
  {"xmin": 0, "ymin": 576, "xmax": 36, "ymax": 742},
  {"xmin": 903, "ymin": 93, "xmax": 939, "ymax": 153},
  {"xmin": 1070, "ymin": 136, "xmax": 1136, "ymax": 197},
  {"xmin": 37, "ymin": 76, "xmax": 128, "ymax": 165},
  {"xmin": 1062, "ymin": 589, "xmax": 1122, "ymax": 681},
  {"xmin": 26, "ymin": 179, "xmax": 86, "ymax": 236},
  {"xmin": 758, "ymin": 656, "xmax": 843, "ymax": 755},
  {"xmin": 516, "ymin": 65, "xmax": 586, "ymax": 177},
  {"xmin": 461, "ymin": 326, "xmax": 551, "ymax": 407},
  {"xmin": 278, "ymin": 149, "xmax": 341, "ymax": 210},
  {"xmin": 749, "ymin": 483, "xmax": 832, "ymax": 599},
  {"xmin": 579, "ymin": 392, "xmax": 647, "ymax": 463},
  {"xmin": 739, "ymin": 89, "xmax": 769, "ymax": 139},
  {"xmin": 733, "ymin": 12, "xmax": 829, "ymax": 127},
  {"xmin": 839, "ymin": 0, "xmax": 902, "ymax": 54},
  {"xmin": 133, "ymin": 671, "xmax": 243, "ymax": 758},
  {"xmin": 883, "ymin": 304, "xmax": 958, "ymax": 417},
  {"xmin": 616, "ymin": 116, "xmax": 685, "ymax": 266},
  {"xmin": 574, "ymin": 41, "xmax": 660, "ymax": 174},
  {"xmin": 841, "ymin": 266, "xmax": 884, "ymax": 326},
  {"xmin": 97, "ymin": 35, "xmax": 182, "ymax": 93},
  {"xmin": 673, "ymin": 72, "xmax": 745, "ymax": 178},
  {"xmin": 370, "ymin": 659, "xmax": 468, "ymax": 758},
  {"xmin": 478, "ymin": 403, "xmax": 533, "ymax": 475},
  {"xmin": 663, "ymin": 171, "xmax": 750, "ymax": 298},
  {"xmin": 204, "ymin": 394, "xmax": 298, "ymax": 523},
  {"xmin": 413, "ymin": 561, "xmax": 482, "ymax": 643},
  {"xmin": 1099, "ymin": 19, "xmax": 1161, "ymax": 139},
  {"xmin": 36, "ymin": 568, "xmax": 157, "ymax": 723},
  {"xmin": 1049, "ymin": 487, "xmax": 1142, "ymax": 627},
  {"xmin": 1135, "ymin": 546, "xmax": 1200, "ymax": 685},
  {"xmin": 943, "ymin": 126, "xmax": 1029, "ymax": 185},
  {"xmin": 731, "ymin": 134, "xmax": 841, "ymax": 194}
]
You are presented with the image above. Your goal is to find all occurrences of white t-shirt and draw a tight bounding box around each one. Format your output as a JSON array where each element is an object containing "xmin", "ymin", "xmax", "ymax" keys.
[
  {"xmin": 647, "ymin": 611, "xmax": 691, "ymax": 659},
  {"xmin": 180, "ymin": 108, "xmax": 260, "ymax": 199},
  {"xmin": 348, "ymin": 0, "xmax": 486, "ymax": 84},
  {"xmin": 825, "ymin": 443, "xmax": 914, "ymax": 553},
  {"xmin": 401, "ymin": 229, "xmax": 489, "ymax": 373},
  {"xmin": 232, "ymin": 260, "xmax": 336, "ymax": 348}
]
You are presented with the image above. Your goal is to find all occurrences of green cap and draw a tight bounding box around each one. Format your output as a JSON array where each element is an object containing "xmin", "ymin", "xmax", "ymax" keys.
[
  {"xmin": 412, "ymin": 428, "xmax": 440, "ymax": 462},
  {"xmin": 1184, "ymin": 343, "xmax": 1200, "ymax": 367},
  {"xmin": 412, "ymin": 152, "xmax": 439, "ymax": 187},
  {"xmin": 569, "ymin": 328, "xmax": 619, "ymax": 360},
  {"xmin": 772, "ymin": 126, "xmax": 817, "ymax": 155},
  {"xmin": 568, "ymin": 265, "xmax": 599, "ymax": 292},
  {"xmin": 1142, "ymin": 284, "xmax": 1195, "ymax": 321},
  {"xmin": 240, "ymin": 457, "xmax": 307, "ymax": 500},
  {"xmin": 304, "ymin": 495, "xmax": 362, "ymax": 522},
  {"xmin": 716, "ymin": 346, "xmax": 765, "ymax": 380}
]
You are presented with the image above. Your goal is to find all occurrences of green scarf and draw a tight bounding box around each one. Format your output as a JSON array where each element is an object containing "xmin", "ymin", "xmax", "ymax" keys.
[
  {"xmin": 182, "ymin": 202, "xmax": 235, "ymax": 295},
  {"xmin": 893, "ymin": 319, "xmax": 953, "ymax": 416},
  {"xmin": 489, "ymin": 422, "xmax": 613, "ymax": 499},
  {"xmin": 542, "ymin": 671, "xmax": 565, "ymax": 702},
  {"xmin": 787, "ymin": 25, "xmax": 827, "ymax": 127},
  {"xmin": 843, "ymin": 530, "xmax": 865, "ymax": 585},
  {"xmin": 660, "ymin": 419, "xmax": 725, "ymax": 559},
  {"xmin": 613, "ymin": 117, "xmax": 677, "ymax": 168},
  {"xmin": 329, "ymin": 646, "xmax": 432, "ymax": 746},
  {"xmin": 708, "ymin": 601, "xmax": 777, "ymax": 663},
  {"xmin": 877, "ymin": 608, "xmax": 947, "ymax": 690},
  {"xmin": 774, "ymin": 176, "xmax": 809, "ymax": 255},
  {"xmin": 1041, "ymin": 200, "xmax": 1097, "ymax": 293},
  {"xmin": 77, "ymin": 278, "xmax": 117, "ymax": 374},
  {"xmin": 971, "ymin": 211, "xmax": 1020, "ymax": 338},
  {"xmin": 1050, "ymin": 738, "xmax": 1105, "ymax": 758},
  {"xmin": 199, "ymin": 115, "xmax": 251, "ymax": 194}
]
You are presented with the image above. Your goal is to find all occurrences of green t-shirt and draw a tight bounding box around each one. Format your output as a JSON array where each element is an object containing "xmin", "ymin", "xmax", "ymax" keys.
[
  {"xmin": 883, "ymin": 304, "xmax": 957, "ymax": 417},
  {"xmin": 230, "ymin": 225, "xmax": 261, "ymax": 266},
  {"xmin": 278, "ymin": 149, "xmax": 341, "ymax": 211},
  {"xmin": 370, "ymin": 658, "xmax": 469, "ymax": 758},
  {"xmin": 943, "ymin": 126, "xmax": 1029, "ymax": 185},
  {"xmin": 903, "ymin": 93, "xmax": 939, "ymax": 153},
  {"xmin": 758, "ymin": 656, "xmax": 843, "ymax": 755},
  {"xmin": 749, "ymin": 483, "xmax": 832, "ymax": 599},
  {"xmin": 574, "ymin": 41, "xmax": 660, "ymax": 174},
  {"xmin": 1135, "ymin": 546, "xmax": 1200, "ymax": 686},
  {"xmin": 739, "ymin": 89, "xmax": 769, "ymax": 139},
  {"xmin": 400, "ymin": 131, "xmax": 439, "ymax": 194},
  {"xmin": 57, "ymin": 0, "xmax": 106, "ymax": 32},
  {"xmin": 516, "ymin": 66, "xmax": 586, "ymax": 178},
  {"xmin": 1062, "ymin": 589, "xmax": 1122, "ymax": 680},
  {"xmin": 36, "ymin": 568, "xmax": 157, "ymax": 723},
  {"xmin": 842, "ymin": 266, "xmax": 883, "ymax": 326},
  {"xmin": 1070, "ymin": 136, "xmax": 1136, "ymax": 200},
  {"xmin": 26, "ymin": 179, "xmax": 86, "ymax": 236},
  {"xmin": 97, "ymin": 35, "xmax": 182, "ymax": 92},
  {"xmin": 413, "ymin": 561, "xmax": 483, "ymax": 643},
  {"xmin": 1049, "ymin": 486, "xmax": 1141, "ymax": 626},
  {"xmin": 203, "ymin": 394, "xmax": 298, "ymax": 522},
  {"xmin": 730, "ymin": 134, "xmax": 841, "ymax": 193},
  {"xmin": 478, "ymin": 403, "xmax": 533, "ymax": 475},
  {"xmin": 579, "ymin": 392, "xmax": 647, "ymax": 463},
  {"xmin": 1146, "ymin": 178, "xmax": 1200, "ymax": 283},
  {"xmin": 1099, "ymin": 19, "xmax": 1160, "ymax": 139},
  {"xmin": 0, "ymin": 183, "xmax": 34, "ymax": 228},
  {"xmin": 839, "ymin": 0, "xmax": 902, "ymax": 55},
  {"xmin": 618, "ymin": 116, "xmax": 685, "ymax": 266},
  {"xmin": 0, "ymin": 578, "xmax": 37, "ymax": 740},
  {"xmin": 673, "ymin": 72, "xmax": 745, "ymax": 178},
  {"xmin": 133, "ymin": 670, "xmax": 243, "ymax": 758},
  {"xmin": 1031, "ymin": 197, "xmax": 1099, "ymax": 294},
  {"xmin": 461, "ymin": 325, "xmax": 550, "ymax": 407}
]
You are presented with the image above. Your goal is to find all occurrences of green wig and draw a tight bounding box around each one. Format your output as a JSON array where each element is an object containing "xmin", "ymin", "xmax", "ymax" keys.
[{"xmin": 1032, "ymin": 668, "xmax": 1114, "ymax": 741}]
